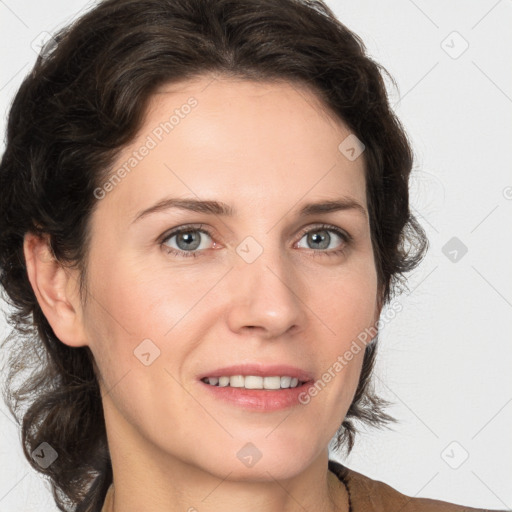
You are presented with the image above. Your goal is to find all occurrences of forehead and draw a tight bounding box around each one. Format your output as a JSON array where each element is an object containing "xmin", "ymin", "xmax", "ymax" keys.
[
  {"xmin": 100, "ymin": 75, "xmax": 367, "ymax": 221},
  {"xmin": 147, "ymin": 75, "xmax": 348, "ymax": 149}
]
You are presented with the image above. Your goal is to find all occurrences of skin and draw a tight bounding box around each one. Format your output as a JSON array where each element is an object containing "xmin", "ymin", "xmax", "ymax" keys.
[{"xmin": 24, "ymin": 74, "xmax": 382, "ymax": 512}]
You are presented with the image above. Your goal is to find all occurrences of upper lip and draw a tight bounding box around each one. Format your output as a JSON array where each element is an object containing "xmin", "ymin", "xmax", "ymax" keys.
[{"xmin": 198, "ymin": 364, "xmax": 314, "ymax": 382}]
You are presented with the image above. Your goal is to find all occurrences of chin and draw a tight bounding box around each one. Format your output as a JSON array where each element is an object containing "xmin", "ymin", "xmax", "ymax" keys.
[{"xmin": 199, "ymin": 438, "xmax": 320, "ymax": 482}]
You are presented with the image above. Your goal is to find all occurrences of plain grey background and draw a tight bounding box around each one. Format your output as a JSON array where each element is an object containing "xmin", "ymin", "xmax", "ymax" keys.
[{"xmin": 1, "ymin": 1, "xmax": 511, "ymax": 510}]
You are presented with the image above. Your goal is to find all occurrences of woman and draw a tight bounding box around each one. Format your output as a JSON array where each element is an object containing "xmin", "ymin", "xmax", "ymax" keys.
[{"xmin": 0, "ymin": 0, "xmax": 505, "ymax": 511}]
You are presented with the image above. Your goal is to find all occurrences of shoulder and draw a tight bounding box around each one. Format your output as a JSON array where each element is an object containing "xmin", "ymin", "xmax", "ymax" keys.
[{"xmin": 328, "ymin": 459, "xmax": 498, "ymax": 512}]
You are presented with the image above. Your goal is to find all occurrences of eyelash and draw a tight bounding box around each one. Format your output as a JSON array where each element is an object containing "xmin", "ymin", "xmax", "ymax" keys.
[{"xmin": 159, "ymin": 223, "xmax": 352, "ymax": 259}]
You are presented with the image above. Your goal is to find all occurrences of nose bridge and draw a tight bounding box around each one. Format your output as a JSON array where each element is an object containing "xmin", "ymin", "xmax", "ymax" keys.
[{"xmin": 226, "ymin": 234, "xmax": 304, "ymax": 336}]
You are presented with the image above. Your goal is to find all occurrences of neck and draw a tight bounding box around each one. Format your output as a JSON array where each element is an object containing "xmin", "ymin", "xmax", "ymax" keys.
[
  {"xmin": 102, "ymin": 413, "xmax": 349, "ymax": 512},
  {"xmin": 107, "ymin": 472, "xmax": 348, "ymax": 512}
]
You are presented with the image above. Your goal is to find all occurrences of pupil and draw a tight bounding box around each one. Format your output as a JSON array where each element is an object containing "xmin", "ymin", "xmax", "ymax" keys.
[
  {"xmin": 178, "ymin": 231, "xmax": 200, "ymax": 250},
  {"xmin": 310, "ymin": 230, "xmax": 329, "ymax": 249}
]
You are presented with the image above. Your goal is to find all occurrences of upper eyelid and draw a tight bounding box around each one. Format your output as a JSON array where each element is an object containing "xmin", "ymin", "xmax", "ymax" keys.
[{"xmin": 159, "ymin": 224, "xmax": 210, "ymax": 243}]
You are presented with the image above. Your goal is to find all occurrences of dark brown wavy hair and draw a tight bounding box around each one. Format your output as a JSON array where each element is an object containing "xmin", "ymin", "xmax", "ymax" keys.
[{"xmin": 0, "ymin": 0, "xmax": 428, "ymax": 510}]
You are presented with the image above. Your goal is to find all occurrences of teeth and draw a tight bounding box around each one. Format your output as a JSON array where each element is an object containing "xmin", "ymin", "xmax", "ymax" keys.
[
  {"xmin": 280, "ymin": 376, "xmax": 291, "ymax": 388},
  {"xmin": 203, "ymin": 375, "xmax": 304, "ymax": 389},
  {"xmin": 245, "ymin": 376, "xmax": 263, "ymax": 389},
  {"xmin": 230, "ymin": 375, "xmax": 244, "ymax": 387},
  {"xmin": 263, "ymin": 376, "xmax": 281, "ymax": 389},
  {"xmin": 218, "ymin": 376, "xmax": 230, "ymax": 387}
]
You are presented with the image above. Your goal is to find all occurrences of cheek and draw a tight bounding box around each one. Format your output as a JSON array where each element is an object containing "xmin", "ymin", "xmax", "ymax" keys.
[
  {"xmin": 80, "ymin": 255, "xmax": 164, "ymax": 388},
  {"xmin": 82, "ymin": 253, "xmax": 218, "ymax": 389},
  {"xmin": 312, "ymin": 264, "xmax": 378, "ymax": 343},
  {"xmin": 86, "ymin": 250, "xmax": 198, "ymax": 336},
  {"xmin": 290, "ymin": 262, "xmax": 377, "ymax": 406}
]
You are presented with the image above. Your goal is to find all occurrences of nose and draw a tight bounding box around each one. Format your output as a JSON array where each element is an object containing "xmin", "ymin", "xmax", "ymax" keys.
[{"xmin": 225, "ymin": 244, "xmax": 306, "ymax": 340}]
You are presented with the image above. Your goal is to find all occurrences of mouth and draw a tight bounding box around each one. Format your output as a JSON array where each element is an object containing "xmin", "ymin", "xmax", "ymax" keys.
[
  {"xmin": 197, "ymin": 364, "xmax": 315, "ymax": 411},
  {"xmin": 200, "ymin": 375, "xmax": 308, "ymax": 389}
]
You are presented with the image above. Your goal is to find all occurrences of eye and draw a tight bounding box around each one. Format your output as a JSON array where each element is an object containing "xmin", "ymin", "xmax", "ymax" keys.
[
  {"xmin": 295, "ymin": 224, "xmax": 351, "ymax": 256},
  {"xmin": 160, "ymin": 224, "xmax": 214, "ymax": 258},
  {"xmin": 159, "ymin": 223, "xmax": 351, "ymax": 259}
]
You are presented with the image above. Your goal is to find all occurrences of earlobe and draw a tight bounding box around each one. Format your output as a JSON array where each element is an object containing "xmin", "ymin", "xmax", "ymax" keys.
[{"xmin": 23, "ymin": 232, "xmax": 88, "ymax": 348}]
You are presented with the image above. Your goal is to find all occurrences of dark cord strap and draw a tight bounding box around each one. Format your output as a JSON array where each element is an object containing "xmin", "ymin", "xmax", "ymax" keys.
[{"xmin": 338, "ymin": 471, "xmax": 353, "ymax": 512}]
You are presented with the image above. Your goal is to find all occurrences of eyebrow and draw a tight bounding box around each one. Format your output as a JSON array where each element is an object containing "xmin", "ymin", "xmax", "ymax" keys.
[{"xmin": 131, "ymin": 196, "xmax": 368, "ymax": 224}]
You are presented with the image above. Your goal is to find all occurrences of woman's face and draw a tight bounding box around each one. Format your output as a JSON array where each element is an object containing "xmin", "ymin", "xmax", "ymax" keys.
[{"xmin": 82, "ymin": 75, "xmax": 380, "ymax": 480}]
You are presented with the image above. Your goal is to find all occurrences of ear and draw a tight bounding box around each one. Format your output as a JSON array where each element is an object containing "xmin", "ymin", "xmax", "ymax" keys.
[{"xmin": 23, "ymin": 232, "xmax": 88, "ymax": 348}]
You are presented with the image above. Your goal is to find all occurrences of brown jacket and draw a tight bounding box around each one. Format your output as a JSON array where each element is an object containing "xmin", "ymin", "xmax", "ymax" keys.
[
  {"xmin": 329, "ymin": 459, "xmax": 505, "ymax": 511},
  {"xmin": 99, "ymin": 460, "xmax": 506, "ymax": 511}
]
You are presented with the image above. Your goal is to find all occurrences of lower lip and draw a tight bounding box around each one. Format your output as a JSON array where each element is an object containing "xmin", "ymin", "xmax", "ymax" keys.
[{"xmin": 199, "ymin": 380, "xmax": 312, "ymax": 411}]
